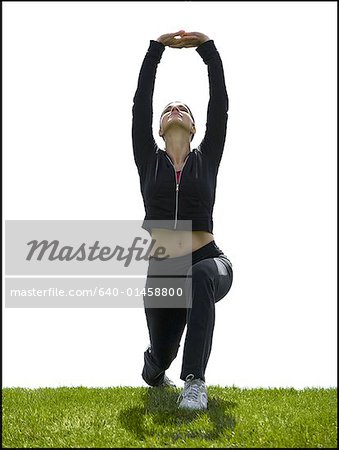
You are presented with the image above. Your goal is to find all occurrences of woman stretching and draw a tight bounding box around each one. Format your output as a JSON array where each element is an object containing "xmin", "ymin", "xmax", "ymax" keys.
[{"xmin": 132, "ymin": 30, "xmax": 233, "ymax": 410}]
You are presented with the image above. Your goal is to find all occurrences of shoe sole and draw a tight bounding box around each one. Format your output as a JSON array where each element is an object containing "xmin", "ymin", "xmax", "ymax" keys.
[{"xmin": 178, "ymin": 404, "xmax": 208, "ymax": 410}]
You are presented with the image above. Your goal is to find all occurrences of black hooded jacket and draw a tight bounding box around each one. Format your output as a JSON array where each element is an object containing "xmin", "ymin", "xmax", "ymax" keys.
[{"xmin": 132, "ymin": 39, "xmax": 229, "ymax": 236}]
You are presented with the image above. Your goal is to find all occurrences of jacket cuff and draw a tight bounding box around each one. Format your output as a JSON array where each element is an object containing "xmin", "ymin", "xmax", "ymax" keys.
[
  {"xmin": 196, "ymin": 39, "xmax": 218, "ymax": 63},
  {"xmin": 147, "ymin": 40, "xmax": 166, "ymax": 59}
]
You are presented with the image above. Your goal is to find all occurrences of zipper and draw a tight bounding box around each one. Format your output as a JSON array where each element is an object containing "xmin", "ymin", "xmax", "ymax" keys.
[
  {"xmin": 165, "ymin": 152, "xmax": 190, "ymax": 229},
  {"xmin": 154, "ymin": 150, "xmax": 159, "ymax": 181}
]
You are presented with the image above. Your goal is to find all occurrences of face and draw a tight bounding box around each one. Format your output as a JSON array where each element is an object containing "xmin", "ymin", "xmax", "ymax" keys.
[{"xmin": 159, "ymin": 102, "xmax": 196, "ymax": 141}]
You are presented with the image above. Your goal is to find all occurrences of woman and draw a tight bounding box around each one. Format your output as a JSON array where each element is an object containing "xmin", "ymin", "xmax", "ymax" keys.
[{"xmin": 132, "ymin": 30, "xmax": 233, "ymax": 410}]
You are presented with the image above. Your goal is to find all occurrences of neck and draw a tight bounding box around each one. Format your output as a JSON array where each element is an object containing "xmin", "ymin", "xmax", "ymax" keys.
[{"xmin": 164, "ymin": 129, "xmax": 191, "ymax": 165}]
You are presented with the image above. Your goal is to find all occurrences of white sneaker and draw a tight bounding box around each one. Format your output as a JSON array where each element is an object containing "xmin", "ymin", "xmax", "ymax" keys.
[
  {"xmin": 157, "ymin": 374, "xmax": 176, "ymax": 388},
  {"xmin": 177, "ymin": 374, "xmax": 208, "ymax": 410}
]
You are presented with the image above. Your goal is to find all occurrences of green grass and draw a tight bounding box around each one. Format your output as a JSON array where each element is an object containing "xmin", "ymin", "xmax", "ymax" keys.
[{"xmin": 2, "ymin": 386, "xmax": 337, "ymax": 448}]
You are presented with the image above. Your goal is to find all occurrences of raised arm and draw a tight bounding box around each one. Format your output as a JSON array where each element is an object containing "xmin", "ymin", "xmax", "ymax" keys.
[
  {"xmin": 170, "ymin": 32, "xmax": 229, "ymax": 168},
  {"xmin": 132, "ymin": 40, "xmax": 165, "ymax": 176},
  {"xmin": 196, "ymin": 39, "xmax": 229, "ymax": 168},
  {"xmin": 132, "ymin": 31, "xmax": 186, "ymax": 176}
]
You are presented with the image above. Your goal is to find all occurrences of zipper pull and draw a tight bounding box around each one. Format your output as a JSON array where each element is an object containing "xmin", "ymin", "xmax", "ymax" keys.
[{"xmin": 176, "ymin": 183, "xmax": 179, "ymax": 191}]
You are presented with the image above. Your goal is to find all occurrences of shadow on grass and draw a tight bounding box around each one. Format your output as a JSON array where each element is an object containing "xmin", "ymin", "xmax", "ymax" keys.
[{"xmin": 117, "ymin": 387, "xmax": 237, "ymax": 442}]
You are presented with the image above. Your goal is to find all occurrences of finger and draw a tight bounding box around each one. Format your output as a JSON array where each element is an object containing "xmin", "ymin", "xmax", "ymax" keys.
[
  {"xmin": 170, "ymin": 37, "xmax": 195, "ymax": 44},
  {"xmin": 169, "ymin": 42, "xmax": 196, "ymax": 48},
  {"xmin": 179, "ymin": 36, "xmax": 198, "ymax": 43},
  {"xmin": 169, "ymin": 42, "xmax": 185, "ymax": 48},
  {"xmin": 171, "ymin": 30, "xmax": 185, "ymax": 36},
  {"xmin": 176, "ymin": 39, "xmax": 198, "ymax": 47},
  {"xmin": 180, "ymin": 34, "xmax": 199, "ymax": 40},
  {"xmin": 170, "ymin": 36, "xmax": 189, "ymax": 43}
]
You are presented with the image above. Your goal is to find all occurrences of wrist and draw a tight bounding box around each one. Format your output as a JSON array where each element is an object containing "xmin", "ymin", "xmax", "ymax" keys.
[
  {"xmin": 197, "ymin": 38, "xmax": 213, "ymax": 48},
  {"xmin": 156, "ymin": 38, "xmax": 166, "ymax": 46},
  {"xmin": 151, "ymin": 39, "xmax": 165, "ymax": 49},
  {"xmin": 200, "ymin": 37, "xmax": 211, "ymax": 46}
]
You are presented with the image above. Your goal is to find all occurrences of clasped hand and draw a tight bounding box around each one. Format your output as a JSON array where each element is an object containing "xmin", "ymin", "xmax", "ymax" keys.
[{"xmin": 157, "ymin": 30, "xmax": 210, "ymax": 48}]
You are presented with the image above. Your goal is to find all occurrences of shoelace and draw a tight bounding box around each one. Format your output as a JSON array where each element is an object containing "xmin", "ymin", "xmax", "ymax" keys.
[{"xmin": 177, "ymin": 378, "xmax": 205, "ymax": 404}]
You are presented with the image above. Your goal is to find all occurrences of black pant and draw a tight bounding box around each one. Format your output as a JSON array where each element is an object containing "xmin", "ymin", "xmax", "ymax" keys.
[{"xmin": 142, "ymin": 240, "xmax": 233, "ymax": 385}]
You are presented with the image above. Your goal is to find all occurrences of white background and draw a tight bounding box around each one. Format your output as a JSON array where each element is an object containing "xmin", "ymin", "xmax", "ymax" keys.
[{"xmin": 3, "ymin": 1, "xmax": 337, "ymax": 388}]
